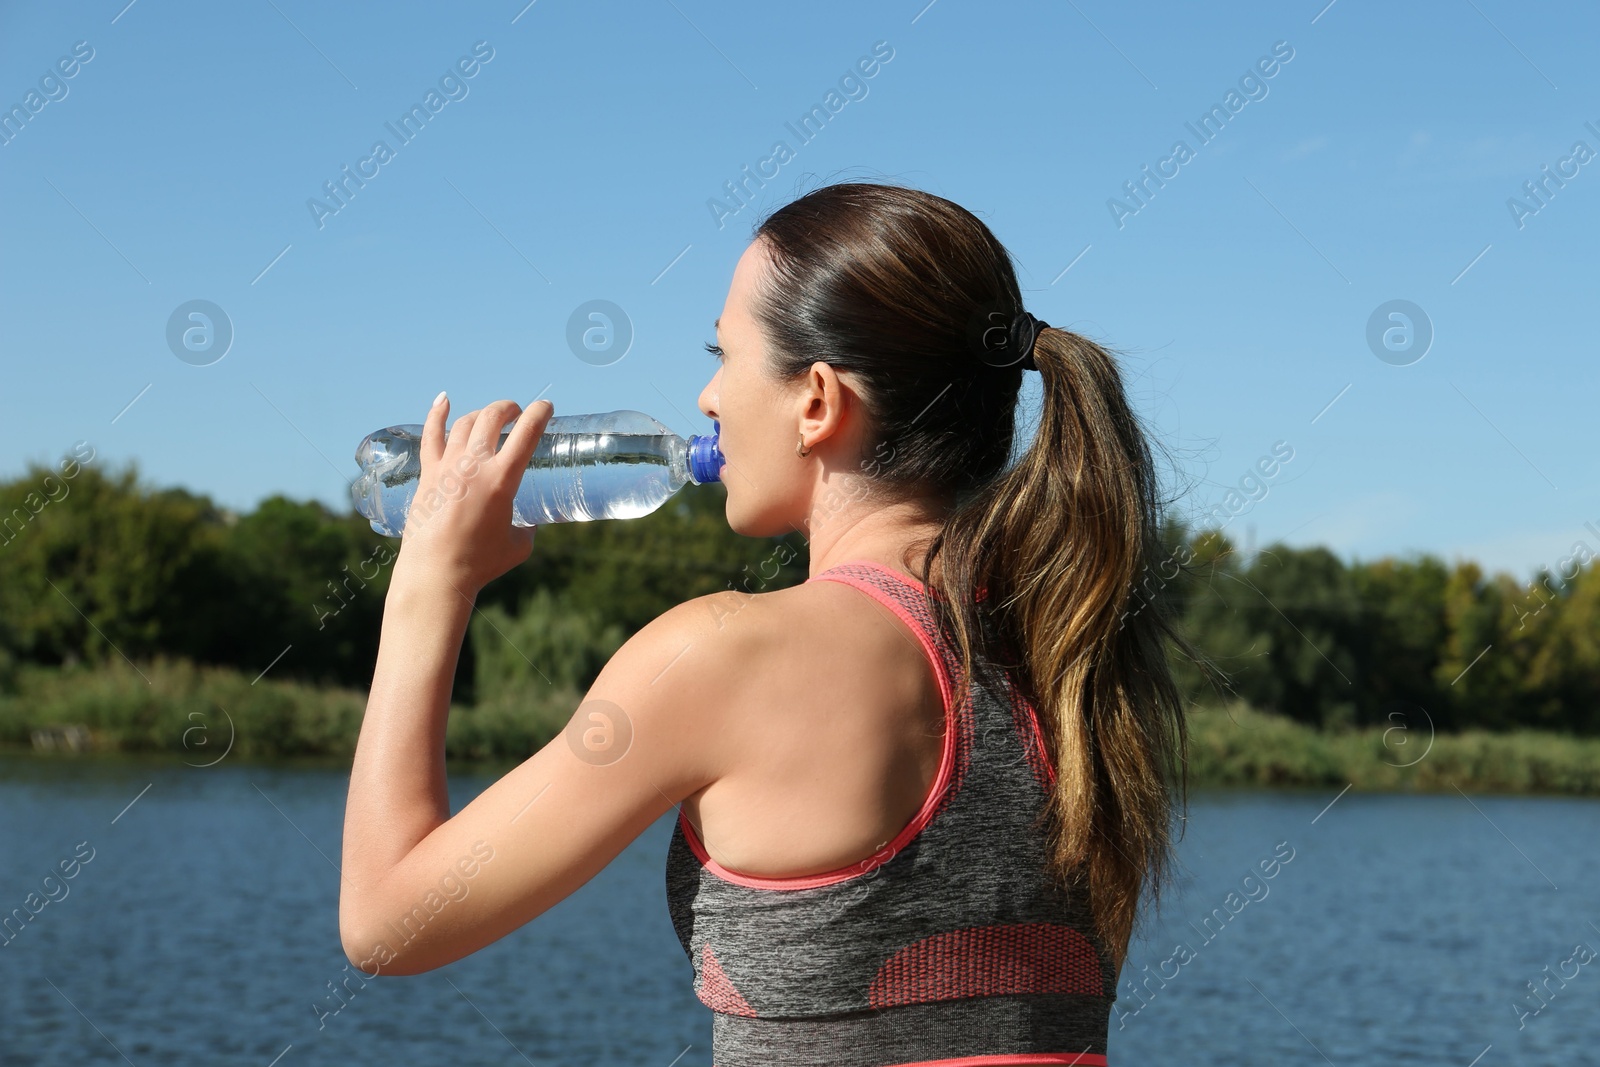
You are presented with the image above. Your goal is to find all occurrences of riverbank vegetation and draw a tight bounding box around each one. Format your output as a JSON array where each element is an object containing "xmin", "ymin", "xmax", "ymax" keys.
[
  {"xmin": 7, "ymin": 659, "xmax": 1599, "ymax": 795},
  {"xmin": 3, "ymin": 454, "xmax": 1599, "ymax": 793}
]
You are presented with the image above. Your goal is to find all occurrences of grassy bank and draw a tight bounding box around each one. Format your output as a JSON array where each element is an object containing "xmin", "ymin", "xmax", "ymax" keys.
[
  {"xmin": 0, "ymin": 658, "xmax": 578, "ymax": 765},
  {"xmin": 1186, "ymin": 701, "xmax": 1600, "ymax": 795},
  {"xmin": 5, "ymin": 660, "xmax": 1600, "ymax": 795}
]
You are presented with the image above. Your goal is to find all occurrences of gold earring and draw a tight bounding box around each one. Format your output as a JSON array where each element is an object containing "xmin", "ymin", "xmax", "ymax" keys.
[{"xmin": 796, "ymin": 434, "xmax": 812, "ymax": 458}]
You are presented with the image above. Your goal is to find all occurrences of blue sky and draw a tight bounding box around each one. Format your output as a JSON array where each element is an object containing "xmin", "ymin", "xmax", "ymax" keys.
[{"xmin": 1, "ymin": 0, "xmax": 1595, "ymax": 585}]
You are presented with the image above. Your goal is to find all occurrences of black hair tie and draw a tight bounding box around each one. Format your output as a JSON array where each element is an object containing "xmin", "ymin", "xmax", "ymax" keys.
[{"xmin": 1008, "ymin": 311, "xmax": 1050, "ymax": 372}]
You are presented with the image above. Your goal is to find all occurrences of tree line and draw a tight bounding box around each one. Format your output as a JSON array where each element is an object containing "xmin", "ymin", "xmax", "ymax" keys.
[
  {"xmin": 1, "ymin": 454, "xmax": 1595, "ymax": 735},
  {"xmin": 0, "ymin": 456, "xmax": 807, "ymax": 706}
]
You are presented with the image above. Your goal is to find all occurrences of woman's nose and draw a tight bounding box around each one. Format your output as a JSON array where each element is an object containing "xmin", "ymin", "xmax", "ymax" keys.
[{"xmin": 698, "ymin": 376, "xmax": 719, "ymax": 420}]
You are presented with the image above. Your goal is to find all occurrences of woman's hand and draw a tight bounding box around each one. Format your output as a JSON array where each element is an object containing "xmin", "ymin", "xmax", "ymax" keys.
[{"xmin": 391, "ymin": 392, "xmax": 555, "ymax": 599}]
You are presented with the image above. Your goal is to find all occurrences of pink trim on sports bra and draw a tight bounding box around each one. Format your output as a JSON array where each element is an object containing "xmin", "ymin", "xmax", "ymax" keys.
[
  {"xmin": 676, "ymin": 560, "xmax": 958, "ymax": 891},
  {"xmin": 880, "ymin": 1055, "xmax": 1107, "ymax": 1066},
  {"xmin": 713, "ymin": 1054, "xmax": 1106, "ymax": 1067}
]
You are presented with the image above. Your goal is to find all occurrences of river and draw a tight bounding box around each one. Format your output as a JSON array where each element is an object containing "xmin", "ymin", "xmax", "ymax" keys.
[{"xmin": 2, "ymin": 754, "xmax": 1595, "ymax": 1065}]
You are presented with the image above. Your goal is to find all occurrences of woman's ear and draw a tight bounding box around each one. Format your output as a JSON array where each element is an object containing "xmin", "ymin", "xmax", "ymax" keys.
[{"xmin": 797, "ymin": 361, "xmax": 854, "ymax": 449}]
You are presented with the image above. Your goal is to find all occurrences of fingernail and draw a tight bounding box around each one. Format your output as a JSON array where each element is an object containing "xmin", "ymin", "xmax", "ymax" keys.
[{"xmin": 432, "ymin": 390, "xmax": 448, "ymax": 408}]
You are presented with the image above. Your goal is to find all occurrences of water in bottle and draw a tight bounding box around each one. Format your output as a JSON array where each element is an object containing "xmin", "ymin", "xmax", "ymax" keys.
[{"xmin": 351, "ymin": 409, "xmax": 724, "ymax": 536}]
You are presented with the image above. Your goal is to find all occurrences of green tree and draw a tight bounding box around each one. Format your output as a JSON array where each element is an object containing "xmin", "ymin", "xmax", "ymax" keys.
[
  {"xmin": 1177, "ymin": 541, "xmax": 1364, "ymax": 727},
  {"xmin": 1349, "ymin": 553, "xmax": 1451, "ymax": 728},
  {"xmin": 1165, "ymin": 526, "xmax": 1254, "ymax": 708},
  {"xmin": 0, "ymin": 461, "xmax": 217, "ymax": 666},
  {"xmin": 1497, "ymin": 559, "xmax": 1600, "ymax": 734},
  {"xmin": 214, "ymin": 496, "xmax": 394, "ymax": 688},
  {"xmin": 1526, "ymin": 562, "xmax": 1600, "ymax": 733},
  {"xmin": 1434, "ymin": 561, "xmax": 1529, "ymax": 731}
]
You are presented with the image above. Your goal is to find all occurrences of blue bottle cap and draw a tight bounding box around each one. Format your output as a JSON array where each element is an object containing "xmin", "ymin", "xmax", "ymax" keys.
[{"xmin": 687, "ymin": 421, "xmax": 724, "ymax": 484}]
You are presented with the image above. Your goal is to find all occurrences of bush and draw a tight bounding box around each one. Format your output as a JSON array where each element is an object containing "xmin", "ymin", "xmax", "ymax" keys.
[
  {"xmin": 0, "ymin": 656, "xmax": 369, "ymax": 760},
  {"xmin": 0, "ymin": 584, "xmax": 628, "ymax": 765},
  {"xmin": 470, "ymin": 587, "xmax": 625, "ymax": 705},
  {"xmin": 1184, "ymin": 699, "xmax": 1600, "ymax": 795}
]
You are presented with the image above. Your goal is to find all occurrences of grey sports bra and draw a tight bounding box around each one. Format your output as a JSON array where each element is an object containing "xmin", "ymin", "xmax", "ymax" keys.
[{"xmin": 664, "ymin": 560, "xmax": 1119, "ymax": 1067}]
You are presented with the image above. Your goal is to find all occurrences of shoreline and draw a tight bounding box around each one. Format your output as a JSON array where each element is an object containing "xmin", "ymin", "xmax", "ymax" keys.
[{"xmin": 4, "ymin": 694, "xmax": 1599, "ymax": 798}]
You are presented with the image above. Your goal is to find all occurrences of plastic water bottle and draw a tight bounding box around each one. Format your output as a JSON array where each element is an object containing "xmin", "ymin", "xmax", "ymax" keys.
[{"xmin": 351, "ymin": 410, "xmax": 724, "ymax": 536}]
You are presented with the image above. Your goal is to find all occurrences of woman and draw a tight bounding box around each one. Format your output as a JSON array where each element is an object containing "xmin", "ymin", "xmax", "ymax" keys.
[{"xmin": 340, "ymin": 181, "xmax": 1193, "ymax": 1066}]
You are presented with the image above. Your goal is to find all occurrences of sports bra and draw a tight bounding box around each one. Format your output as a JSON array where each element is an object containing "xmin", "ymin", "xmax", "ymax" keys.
[{"xmin": 664, "ymin": 559, "xmax": 1119, "ymax": 1067}]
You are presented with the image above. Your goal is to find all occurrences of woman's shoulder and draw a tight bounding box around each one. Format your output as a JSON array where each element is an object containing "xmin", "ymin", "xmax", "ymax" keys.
[
  {"xmin": 611, "ymin": 577, "xmax": 924, "ymax": 711},
  {"xmin": 597, "ymin": 581, "xmax": 820, "ymax": 689},
  {"xmin": 564, "ymin": 587, "xmax": 813, "ymax": 801},
  {"xmin": 625, "ymin": 578, "xmax": 889, "ymax": 671}
]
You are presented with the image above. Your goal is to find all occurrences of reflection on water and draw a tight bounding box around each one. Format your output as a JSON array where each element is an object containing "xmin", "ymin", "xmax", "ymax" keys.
[{"xmin": 1, "ymin": 753, "xmax": 1595, "ymax": 1065}]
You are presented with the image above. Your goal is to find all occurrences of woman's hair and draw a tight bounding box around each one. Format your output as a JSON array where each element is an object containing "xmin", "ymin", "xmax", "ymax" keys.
[{"xmin": 750, "ymin": 180, "xmax": 1201, "ymax": 965}]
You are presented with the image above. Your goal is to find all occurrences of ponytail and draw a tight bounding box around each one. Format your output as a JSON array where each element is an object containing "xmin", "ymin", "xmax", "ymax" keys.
[{"xmin": 923, "ymin": 324, "xmax": 1197, "ymax": 966}]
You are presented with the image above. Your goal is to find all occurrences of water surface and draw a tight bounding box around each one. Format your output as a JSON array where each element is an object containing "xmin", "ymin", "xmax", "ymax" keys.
[{"xmin": 2, "ymin": 754, "xmax": 1595, "ymax": 1065}]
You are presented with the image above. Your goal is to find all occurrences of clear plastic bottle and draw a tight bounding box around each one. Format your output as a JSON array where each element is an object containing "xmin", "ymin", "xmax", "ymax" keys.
[{"xmin": 351, "ymin": 410, "xmax": 724, "ymax": 536}]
